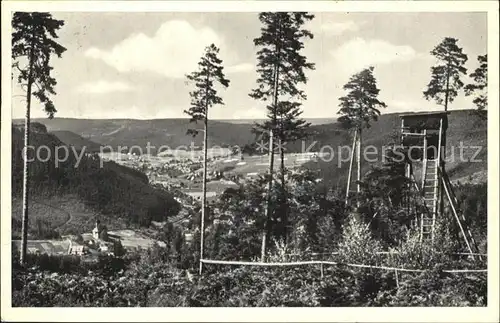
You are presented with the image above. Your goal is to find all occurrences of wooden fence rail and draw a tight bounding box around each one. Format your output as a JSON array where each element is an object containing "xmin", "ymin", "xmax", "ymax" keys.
[
  {"xmin": 200, "ymin": 259, "xmax": 487, "ymax": 274},
  {"xmin": 283, "ymin": 251, "xmax": 487, "ymax": 257}
]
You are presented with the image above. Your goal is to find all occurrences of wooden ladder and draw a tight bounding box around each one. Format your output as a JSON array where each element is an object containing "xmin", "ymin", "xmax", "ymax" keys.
[
  {"xmin": 420, "ymin": 119, "xmax": 443, "ymax": 243},
  {"xmin": 421, "ymin": 158, "xmax": 439, "ymax": 242}
]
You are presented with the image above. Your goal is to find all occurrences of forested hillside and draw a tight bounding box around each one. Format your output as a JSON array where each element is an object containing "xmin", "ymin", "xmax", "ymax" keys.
[
  {"xmin": 300, "ymin": 110, "xmax": 487, "ymax": 188},
  {"xmin": 50, "ymin": 130, "xmax": 103, "ymax": 153},
  {"xmin": 11, "ymin": 124, "xmax": 181, "ymax": 237}
]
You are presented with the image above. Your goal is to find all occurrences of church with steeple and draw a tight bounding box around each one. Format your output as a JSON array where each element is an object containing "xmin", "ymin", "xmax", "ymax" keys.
[{"xmin": 92, "ymin": 218, "xmax": 108, "ymax": 241}]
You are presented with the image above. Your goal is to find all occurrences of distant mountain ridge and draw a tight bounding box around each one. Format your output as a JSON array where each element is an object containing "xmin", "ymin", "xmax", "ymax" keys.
[
  {"xmin": 218, "ymin": 117, "xmax": 338, "ymax": 125},
  {"xmin": 11, "ymin": 117, "xmax": 337, "ymax": 153},
  {"xmin": 13, "ymin": 117, "xmax": 338, "ymax": 125},
  {"xmin": 16, "ymin": 118, "xmax": 256, "ymax": 154}
]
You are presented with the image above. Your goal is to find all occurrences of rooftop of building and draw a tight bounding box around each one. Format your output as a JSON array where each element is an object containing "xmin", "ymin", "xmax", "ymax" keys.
[{"xmin": 399, "ymin": 111, "xmax": 450, "ymax": 118}]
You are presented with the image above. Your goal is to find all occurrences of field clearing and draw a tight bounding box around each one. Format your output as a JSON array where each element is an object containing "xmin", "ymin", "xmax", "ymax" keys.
[
  {"xmin": 179, "ymin": 179, "xmax": 239, "ymax": 203},
  {"xmin": 211, "ymin": 152, "xmax": 326, "ymax": 176},
  {"xmin": 179, "ymin": 153, "xmax": 325, "ymax": 199},
  {"xmin": 100, "ymin": 152, "xmax": 130, "ymax": 160},
  {"xmin": 185, "ymin": 191, "xmax": 217, "ymax": 199},
  {"xmin": 12, "ymin": 239, "xmax": 71, "ymax": 255},
  {"xmin": 12, "ymin": 195, "xmax": 128, "ymax": 239},
  {"xmin": 158, "ymin": 147, "xmax": 232, "ymax": 160},
  {"xmin": 12, "ymin": 197, "xmax": 70, "ymax": 239},
  {"xmin": 12, "ymin": 196, "xmax": 70, "ymax": 228},
  {"xmin": 56, "ymin": 199, "xmax": 112, "ymax": 236},
  {"xmin": 106, "ymin": 230, "xmax": 162, "ymax": 251}
]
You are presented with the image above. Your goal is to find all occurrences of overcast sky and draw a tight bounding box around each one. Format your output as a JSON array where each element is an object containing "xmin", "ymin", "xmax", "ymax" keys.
[{"xmin": 11, "ymin": 12, "xmax": 487, "ymax": 120}]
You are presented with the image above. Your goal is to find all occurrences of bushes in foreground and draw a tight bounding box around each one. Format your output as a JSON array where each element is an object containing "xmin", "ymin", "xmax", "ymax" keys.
[
  {"xmin": 12, "ymin": 241, "xmax": 487, "ymax": 307},
  {"xmin": 12, "ymin": 262, "xmax": 486, "ymax": 307}
]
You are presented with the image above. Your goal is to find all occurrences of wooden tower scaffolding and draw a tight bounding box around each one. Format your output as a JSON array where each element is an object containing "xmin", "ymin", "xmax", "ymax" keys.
[
  {"xmin": 399, "ymin": 112, "xmax": 480, "ymax": 256},
  {"xmin": 345, "ymin": 129, "xmax": 359, "ymax": 206}
]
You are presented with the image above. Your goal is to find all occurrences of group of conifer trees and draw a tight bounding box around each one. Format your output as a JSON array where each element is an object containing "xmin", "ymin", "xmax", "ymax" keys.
[{"xmin": 11, "ymin": 12, "xmax": 488, "ymax": 266}]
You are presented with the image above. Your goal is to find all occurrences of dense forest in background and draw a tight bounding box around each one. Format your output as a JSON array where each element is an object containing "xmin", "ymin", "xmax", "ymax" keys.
[
  {"xmin": 11, "ymin": 124, "xmax": 181, "ymax": 238},
  {"xmin": 300, "ymin": 109, "xmax": 487, "ymax": 188}
]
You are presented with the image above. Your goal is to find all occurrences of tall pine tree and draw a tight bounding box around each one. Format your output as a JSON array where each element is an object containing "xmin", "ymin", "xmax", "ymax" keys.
[
  {"xmin": 184, "ymin": 44, "xmax": 229, "ymax": 274},
  {"xmin": 338, "ymin": 66, "xmax": 386, "ymax": 208},
  {"xmin": 250, "ymin": 12, "xmax": 315, "ymax": 260},
  {"xmin": 12, "ymin": 12, "xmax": 67, "ymax": 265},
  {"xmin": 423, "ymin": 37, "xmax": 468, "ymax": 217},
  {"xmin": 423, "ymin": 37, "xmax": 468, "ymax": 112},
  {"xmin": 465, "ymin": 54, "xmax": 487, "ymax": 119}
]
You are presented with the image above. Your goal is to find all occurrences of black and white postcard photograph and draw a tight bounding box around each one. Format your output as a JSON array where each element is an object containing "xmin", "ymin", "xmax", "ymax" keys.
[{"xmin": 1, "ymin": 1, "xmax": 499, "ymax": 322}]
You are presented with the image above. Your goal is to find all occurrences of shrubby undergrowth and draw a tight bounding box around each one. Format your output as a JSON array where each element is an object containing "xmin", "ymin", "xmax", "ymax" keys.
[
  {"xmin": 11, "ymin": 126, "xmax": 181, "ymax": 233},
  {"xmin": 12, "ymin": 166, "xmax": 487, "ymax": 307},
  {"xmin": 12, "ymin": 248, "xmax": 486, "ymax": 307}
]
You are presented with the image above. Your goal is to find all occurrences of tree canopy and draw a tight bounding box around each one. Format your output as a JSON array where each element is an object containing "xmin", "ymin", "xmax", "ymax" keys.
[
  {"xmin": 423, "ymin": 37, "xmax": 468, "ymax": 111},
  {"xmin": 12, "ymin": 12, "xmax": 67, "ymax": 118},
  {"xmin": 465, "ymin": 54, "xmax": 487, "ymax": 118},
  {"xmin": 184, "ymin": 44, "xmax": 230, "ymax": 132},
  {"xmin": 337, "ymin": 66, "xmax": 387, "ymax": 130}
]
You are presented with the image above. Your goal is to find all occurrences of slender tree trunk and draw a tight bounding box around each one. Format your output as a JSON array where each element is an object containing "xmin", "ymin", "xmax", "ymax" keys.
[
  {"xmin": 199, "ymin": 115, "xmax": 208, "ymax": 275},
  {"xmin": 277, "ymin": 106, "xmax": 287, "ymax": 243},
  {"xmin": 278, "ymin": 111, "xmax": 285, "ymax": 186},
  {"xmin": 280, "ymin": 141, "xmax": 285, "ymax": 184},
  {"xmin": 261, "ymin": 15, "xmax": 281, "ymax": 262},
  {"xmin": 262, "ymin": 101, "xmax": 278, "ymax": 262},
  {"xmin": 356, "ymin": 127, "xmax": 362, "ymax": 208},
  {"xmin": 279, "ymin": 135, "xmax": 287, "ymax": 244},
  {"xmin": 20, "ymin": 39, "xmax": 36, "ymax": 266},
  {"xmin": 440, "ymin": 60, "xmax": 450, "ymax": 218},
  {"xmin": 261, "ymin": 124, "xmax": 274, "ymax": 262},
  {"xmin": 444, "ymin": 61, "xmax": 450, "ymax": 112},
  {"xmin": 199, "ymin": 68, "xmax": 210, "ymax": 275}
]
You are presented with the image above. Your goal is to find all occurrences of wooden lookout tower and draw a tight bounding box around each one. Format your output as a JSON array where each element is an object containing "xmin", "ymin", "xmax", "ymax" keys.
[{"xmin": 399, "ymin": 111, "xmax": 479, "ymax": 255}]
